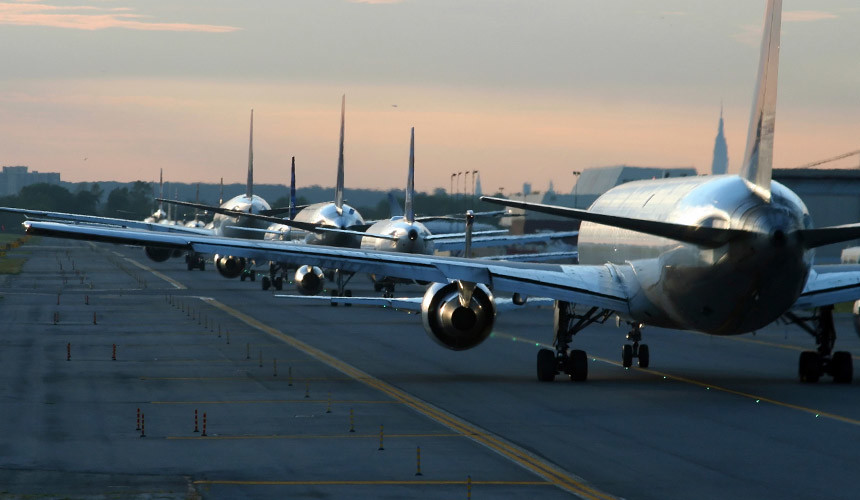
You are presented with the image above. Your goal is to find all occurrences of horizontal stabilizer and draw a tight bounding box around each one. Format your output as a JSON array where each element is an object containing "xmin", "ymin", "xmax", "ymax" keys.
[
  {"xmin": 799, "ymin": 224, "xmax": 860, "ymax": 249},
  {"xmin": 481, "ymin": 196, "xmax": 746, "ymax": 248}
]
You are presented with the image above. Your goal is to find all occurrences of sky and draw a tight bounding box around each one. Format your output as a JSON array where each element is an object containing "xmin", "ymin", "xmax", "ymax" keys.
[{"xmin": 0, "ymin": 0, "xmax": 858, "ymax": 195}]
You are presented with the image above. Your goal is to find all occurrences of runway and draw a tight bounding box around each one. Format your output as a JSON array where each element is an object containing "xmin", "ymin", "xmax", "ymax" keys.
[{"xmin": 2, "ymin": 238, "xmax": 859, "ymax": 499}]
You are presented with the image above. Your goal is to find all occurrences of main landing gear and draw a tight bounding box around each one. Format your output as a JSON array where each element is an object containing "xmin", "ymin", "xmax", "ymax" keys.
[
  {"xmin": 185, "ymin": 253, "xmax": 205, "ymax": 271},
  {"xmin": 261, "ymin": 263, "xmax": 286, "ymax": 291},
  {"xmin": 537, "ymin": 302, "xmax": 611, "ymax": 382},
  {"xmin": 785, "ymin": 305, "xmax": 852, "ymax": 383},
  {"xmin": 622, "ymin": 323, "xmax": 649, "ymax": 369},
  {"xmin": 329, "ymin": 270, "xmax": 354, "ymax": 307}
]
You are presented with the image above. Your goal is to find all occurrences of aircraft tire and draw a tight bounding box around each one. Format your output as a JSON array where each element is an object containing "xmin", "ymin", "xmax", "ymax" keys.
[
  {"xmin": 622, "ymin": 344, "xmax": 633, "ymax": 368},
  {"xmin": 274, "ymin": 276, "xmax": 284, "ymax": 290},
  {"xmin": 250, "ymin": 272, "xmax": 256, "ymax": 282},
  {"xmin": 199, "ymin": 261, "xmax": 205, "ymax": 271},
  {"xmin": 831, "ymin": 351, "xmax": 853, "ymax": 384},
  {"xmin": 638, "ymin": 344, "xmax": 650, "ymax": 368},
  {"xmin": 798, "ymin": 351, "xmax": 821, "ymax": 383},
  {"xmin": 537, "ymin": 349, "xmax": 556, "ymax": 382},
  {"xmin": 568, "ymin": 349, "xmax": 588, "ymax": 382},
  {"xmin": 261, "ymin": 276, "xmax": 271, "ymax": 291}
]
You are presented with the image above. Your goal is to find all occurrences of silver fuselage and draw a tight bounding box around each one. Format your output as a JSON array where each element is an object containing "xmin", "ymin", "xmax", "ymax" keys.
[
  {"xmin": 293, "ymin": 202, "xmax": 365, "ymax": 248},
  {"xmin": 579, "ymin": 175, "xmax": 812, "ymax": 335},
  {"xmin": 360, "ymin": 217, "xmax": 433, "ymax": 254},
  {"xmin": 212, "ymin": 194, "xmax": 272, "ymax": 239}
]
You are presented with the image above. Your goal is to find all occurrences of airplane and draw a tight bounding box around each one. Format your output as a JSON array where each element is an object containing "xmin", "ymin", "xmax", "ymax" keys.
[
  {"xmin": 24, "ymin": 0, "xmax": 860, "ymax": 384},
  {"xmin": 231, "ymin": 127, "xmax": 577, "ymax": 297},
  {"xmin": 0, "ymin": 110, "xmax": 277, "ymax": 274}
]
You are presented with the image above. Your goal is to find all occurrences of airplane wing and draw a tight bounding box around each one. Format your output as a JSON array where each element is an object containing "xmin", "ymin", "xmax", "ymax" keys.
[
  {"xmin": 273, "ymin": 294, "xmax": 555, "ymax": 311},
  {"xmin": 24, "ymin": 220, "xmax": 629, "ymax": 312},
  {"xmin": 0, "ymin": 207, "xmax": 213, "ymax": 235},
  {"xmin": 480, "ymin": 250, "xmax": 579, "ymax": 263},
  {"xmin": 431, "ymin": 230, "xmax": 579, "ymax": 251},
  {"xmin": 791, "ymin": 265, "xmax": 860, "ymax": 310}
]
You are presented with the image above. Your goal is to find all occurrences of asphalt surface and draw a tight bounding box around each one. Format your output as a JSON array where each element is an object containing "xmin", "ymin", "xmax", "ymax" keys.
[{"xmin": 2, "ymin": 237, "xmax": 860, "ymax": 499}]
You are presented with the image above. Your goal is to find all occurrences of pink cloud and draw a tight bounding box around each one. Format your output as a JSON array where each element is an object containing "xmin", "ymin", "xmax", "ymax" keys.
[
  {"xmin": 0, "ymin": 2, "xmax": 240, "ymax": 32},
  {"xmin": 784, "ymin": 10, "xmax": 837, "ymax": 22}
]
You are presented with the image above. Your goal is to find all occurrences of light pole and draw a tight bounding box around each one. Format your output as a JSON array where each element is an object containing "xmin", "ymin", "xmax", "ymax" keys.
[
  {"xmin": 450, "ymin": 173, "xmax": 456, "ymax": 197},
  {"xmin": 572, "ymin": 171, "xmax": 581, "ymax": 208},
  {"xmin": 472, "ymin": 170, "xmax": 478, "ymax": 197},
  {"xmin": 457, "ymin": 171, "xmax": 463, "ymax": 200}
]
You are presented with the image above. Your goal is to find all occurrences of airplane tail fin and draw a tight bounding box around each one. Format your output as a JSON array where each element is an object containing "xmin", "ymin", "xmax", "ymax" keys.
[
  {"xmin": 405, "ymin": 127, "xmax": 415, "ymax": 224},
  {"xmin": 158, "ymin": 168, "xmax": 164, "ymax": 214},
  {"xmin": 290, "ymin": 157, "xmax": 297, "ymax": 220},
  {"xmin": 739, "ymin": 0, "xmax": 781, "ymax": 202},
  {"xmin": 219, "ymin": 177, "xmax": 224, "ymax": 206},
  {"xmin": 335, "ymin": 95, "xmax": 345, "ymax": 215},
  {"xmin": 247, "ymin": 109, "xmax": 254, "ymax": 199}
]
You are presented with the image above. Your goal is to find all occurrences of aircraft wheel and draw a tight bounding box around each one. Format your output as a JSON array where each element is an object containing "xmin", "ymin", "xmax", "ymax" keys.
[
  {"xmin": 240, "ymin": 273, "xmax": 246, "ymax": 282},
  {"xmin": 537, "ymin": 349, "xmax": 556, "ymax": 382},
  {"xmin": 187, "ymin": 260, "xmax": 195, "ymax": 271},
  {"xmin": 250, "ymin": 272, "xmax": 256, "ymax": 282},
  {"xmin": 622, "ymin": 344, "xmax": 633, "ymax": 368},
  {"xmin": 637, "ymin": 344, "xmax": 650, "ymax": 368},
  {"xmin": 261, "ymin": 276, "xmax": 271, "ymax": 291},
  {"xmin": 344, "ymin": 289, "xmax": 352, "ymax": 307},
  {"xmin": 798, "ymin": 351, "xmax": 821, "ymax": 383},
  {"xmin": 274, "ymin": 276, "xmax": 284, "ymax": 290},
  {"xmin": 330, "ymin": 290, "xmax": 339, "ymax": 307},
  {"xmin": 568, "ymin": 349, "xmax": 588, "ymax": 382},
  {"xmin": 373, "ymin": 283, "xmax": 383, "ymax": 292},
  {"xmin": 198, "ymin": 261, "xmax": 205, "ymax": 271},
  {"xmin": 831, "ymin": 351, "xmax": 853, "ymax": 384}
]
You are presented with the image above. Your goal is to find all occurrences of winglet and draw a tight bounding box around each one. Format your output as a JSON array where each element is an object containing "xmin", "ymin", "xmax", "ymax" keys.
[
  {"xmin": 247, "ymin": 109, "xmax": 254, "ymax": 199},
  {"xmin": 335, "ymin": 95, "xmax": 345, "ymax": 215},
  {"xmin": 290, "ymin": 156, "xmax": 297, "ymax": 220},
  {"xmin": 405, "ymin": 127, "xmax": 415, "ymax": 224},
  {"xmin": 739, "ymin": 0, "xmax": 781, "ymax": 202}
]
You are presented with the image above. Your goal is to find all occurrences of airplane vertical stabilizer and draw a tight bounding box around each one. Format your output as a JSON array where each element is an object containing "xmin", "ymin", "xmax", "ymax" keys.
[
  {"xmin": 405, "ymin": 127, "xmax": 415, "ymax": 224},
  {"xmin": 247, "ymin": 109, "xmax": 254, "ymax": 199},
  {"xmin": 739, "ymin": 0, "xmax": 781, "ymax": 202},
  {"xmin": 335, "ymin": 95, "xmax": 345, "ymax": 215},
  {"xmin": 158, "ymin": 168, "xmax": 164, "ymax": 214},
  {"xmin": 219, "ymin": 177, "xmax": 224, "ymax": 205},
  {"xmin": 290, "ymin": 157, "xmax": 297, "ymax": 220}
]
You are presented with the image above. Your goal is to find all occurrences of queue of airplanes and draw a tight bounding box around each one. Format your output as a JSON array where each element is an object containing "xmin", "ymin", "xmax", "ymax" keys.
[{"xmin": 11, "ymin": 0, "xmax": 860, "ymax": 384}]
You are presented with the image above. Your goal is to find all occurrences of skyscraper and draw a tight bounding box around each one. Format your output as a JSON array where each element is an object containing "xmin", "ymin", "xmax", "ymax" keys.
[{"xmin": 711, "ymin": 106, "xmax": 729, "ymax": 175}]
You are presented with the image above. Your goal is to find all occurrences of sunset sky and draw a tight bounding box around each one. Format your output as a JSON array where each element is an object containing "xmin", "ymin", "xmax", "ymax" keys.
[{"xmin": 1, "ymin": 0, "xmax": 858, "ymax": 195}]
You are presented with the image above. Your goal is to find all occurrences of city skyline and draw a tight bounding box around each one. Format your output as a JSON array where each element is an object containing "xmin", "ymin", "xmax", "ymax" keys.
[{"xmin": 1, "ymin": 1, "xmax": 857, "ymax": 194}]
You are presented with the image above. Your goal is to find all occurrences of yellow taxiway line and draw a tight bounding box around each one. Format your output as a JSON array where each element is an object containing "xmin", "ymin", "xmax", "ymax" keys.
[
  {"xmin": 203, "ymin": 297, "xmax": 616, "ymax": 500},
  {"xmin": 194, "ymin": 479, "xmax": 551, "ymax": 486},
  {"xmin": 124, "ymin": 257, "xmax": 187, "ymax": 289},
  {"xmin": 493, "ymin": 331, "xmax": 860, "ymax": 427}
]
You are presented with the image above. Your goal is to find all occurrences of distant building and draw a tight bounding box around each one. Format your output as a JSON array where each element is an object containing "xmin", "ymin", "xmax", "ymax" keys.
[
  {"xmin": 0, "ymin": 166, "xmax": 61, "ymax": 196},
  {"xmin": 711, "ymin": 108, "xmax": 729, "ymax": 175}
]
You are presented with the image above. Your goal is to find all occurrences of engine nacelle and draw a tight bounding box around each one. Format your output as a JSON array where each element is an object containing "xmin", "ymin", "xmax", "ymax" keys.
[
  {"xmin": 421, "ymin": 282, "xmax": 496, "ymax": 351},
  {"xmin": 214, "ymin": 254, "xmax": 246, "ymax": 279},
  {"xmin": 144, "ymin": 246, "xmax": 172, "ymax": 263},
  {"xmin": 295, "ymin": 265, "xmax": 325, "ymax": 295}
]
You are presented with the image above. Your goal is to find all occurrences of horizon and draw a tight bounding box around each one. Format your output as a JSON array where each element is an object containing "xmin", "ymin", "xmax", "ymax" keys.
[{"xmin": 1, "ymin": 1, "xmax": 858, "ymax": 194}]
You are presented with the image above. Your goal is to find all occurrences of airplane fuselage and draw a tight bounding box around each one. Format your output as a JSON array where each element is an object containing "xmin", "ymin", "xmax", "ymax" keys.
[
  {"xmin": 212, "ymin": 194, "xmax": 272, "ymax": 239},
  {"xmin": 293, "ymin": 202, "xmax": 365, "ymax": 248},
  {"xmin": 361, "ymin": 217, "xmax": 433, "ymax": 254},
  {"xmin": 578, "ymin": 174, "xmax": 812, "ymax": 335}
]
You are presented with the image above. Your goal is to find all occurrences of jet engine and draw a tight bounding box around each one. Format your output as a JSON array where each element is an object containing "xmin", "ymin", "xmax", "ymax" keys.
[
  {"xmin": 294, "ymin": 265, "xmax": 326, "ymax": 295},
  {"xmin": 420, "ymin": 282, "xmax": 496, "ymax": 350},
  {"xmin": 144, "ymin": 246, "xmax": 172, "ymax": 263},
  {"xmin": 214, "ymin": 254, "xmax": 246, "ymax": 279}
]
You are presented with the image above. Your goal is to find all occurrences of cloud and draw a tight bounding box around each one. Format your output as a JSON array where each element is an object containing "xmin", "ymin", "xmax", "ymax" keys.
[
  {"xmin": 0, "ymin": 1, "xmax": 240, "ymax": 32},
  {"xmin": 784, "ymin": 10, "xmax": 837, "ymax": 23},
  {"xmin": 731, "ymin": 24, "xmax": 761, "ymax": 47}
]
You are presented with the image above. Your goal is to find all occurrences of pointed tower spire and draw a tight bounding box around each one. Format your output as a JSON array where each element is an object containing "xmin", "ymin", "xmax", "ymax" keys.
[{"xmin": 711, "ymin": 104, "xmax": 729, "ymax": 175}]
